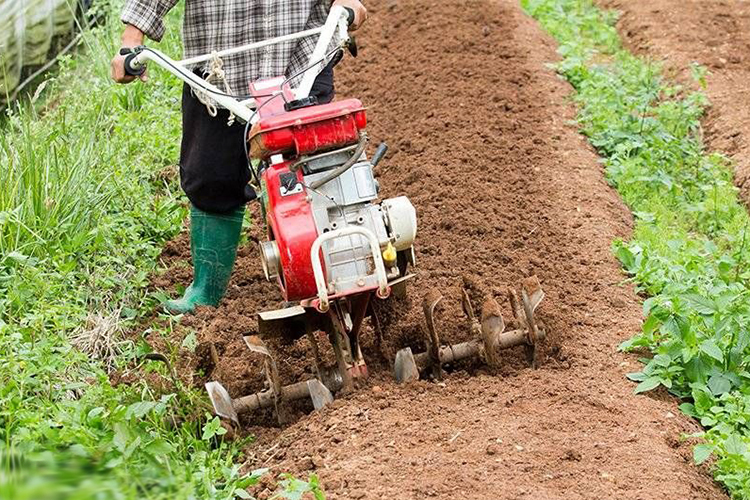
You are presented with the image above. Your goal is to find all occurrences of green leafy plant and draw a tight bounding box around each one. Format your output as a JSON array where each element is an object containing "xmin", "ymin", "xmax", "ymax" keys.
[
  {"xmin": 272, "ymin": 474, "xmax": 326, "ymax": 500},
  {"xmin": 523, "ymin": 0, "xmax": 750, "ymax": 497}
]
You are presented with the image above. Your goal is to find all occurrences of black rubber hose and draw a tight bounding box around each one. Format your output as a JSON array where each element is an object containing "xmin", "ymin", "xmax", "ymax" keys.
[{"xmin": 308, "ymin": 133, "xmax": 368, "ymax": 190}]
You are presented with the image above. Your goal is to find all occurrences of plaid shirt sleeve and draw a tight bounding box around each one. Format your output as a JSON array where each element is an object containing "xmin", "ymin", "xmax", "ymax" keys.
[
  {"xmin": 287, "ymin": 0, "xmax": 335, "ymax": 85},
  {"xmin": 121, "ymin": 0, "xmax": 180, "ymax": 42}
]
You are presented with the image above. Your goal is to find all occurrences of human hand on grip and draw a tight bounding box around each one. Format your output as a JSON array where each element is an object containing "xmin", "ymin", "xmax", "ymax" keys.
[
  {"xmin": 110, "ymin": 25, "xmax": 148, "ymax": 84},
  {"xmin": 333, "ymin": 0, "xmax": 367, "ymax": 30}
]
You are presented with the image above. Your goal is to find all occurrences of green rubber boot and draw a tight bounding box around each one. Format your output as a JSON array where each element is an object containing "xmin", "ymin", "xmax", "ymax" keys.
[{"xmin": 164, "ymin": 205, "xmax": 245, "ymax": 314}]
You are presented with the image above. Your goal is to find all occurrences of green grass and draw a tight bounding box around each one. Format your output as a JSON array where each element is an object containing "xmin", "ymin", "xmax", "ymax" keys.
[
  {"xmin": 523, "ymin": 0, "xmax": 750, "ymax": 496},
  {"xmin": 0, "ymin": 2, "xmax": 323, "ymax": 499}
]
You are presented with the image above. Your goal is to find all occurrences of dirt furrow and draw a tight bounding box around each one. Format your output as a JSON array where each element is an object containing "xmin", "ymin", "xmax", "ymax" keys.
[
  {"xmin": 603, "ymin": 0, "xmax": 750, "ymax": 205},
  {"xmin": 153, "ymin": 0, "xmax": 726, "ymax": 498}
]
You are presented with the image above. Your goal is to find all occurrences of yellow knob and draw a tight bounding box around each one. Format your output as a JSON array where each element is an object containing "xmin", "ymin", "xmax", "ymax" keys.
[{"xmin": 382, "ymin": 242, "xmax": 397, "ymax": 266}]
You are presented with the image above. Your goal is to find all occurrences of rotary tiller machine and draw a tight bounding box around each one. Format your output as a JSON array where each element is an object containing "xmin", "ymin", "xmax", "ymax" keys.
[{"xmin": 123, "ymin": 6, "xmax": 547, "ymax": 425}]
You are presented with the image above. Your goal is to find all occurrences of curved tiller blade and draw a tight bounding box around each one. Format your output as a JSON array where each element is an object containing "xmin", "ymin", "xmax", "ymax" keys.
[
  {"xmin": 205, "ymin": 381, "xmax": 238, "ymax": 425},
  {"xmin": 480, "ymin": 298, "xmax": 505, "ymax": 368},
  {"xmin": 422, "ymin": 289, "xmax": 444, "ymax": 380},
  {"xmin": 522, "ymin": 275, "xmax": 545, "ymax": 313},
  {"xmin": 307, "ymin": 379, "xmax": 334, "ymax": 410},
  {"xmin": 394, "ymin": 347, "xmax": 419, "ymax": 383}
]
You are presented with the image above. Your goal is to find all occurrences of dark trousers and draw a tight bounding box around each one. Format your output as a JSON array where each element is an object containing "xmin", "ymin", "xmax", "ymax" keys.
[{"xmin": 179, "ymin": 63, "xmax": 335, "ymax": 213}]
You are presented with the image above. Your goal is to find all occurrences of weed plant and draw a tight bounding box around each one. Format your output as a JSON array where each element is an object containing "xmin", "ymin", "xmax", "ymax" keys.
[
  {"xmin": 524, "ymin": 0, "xmax": 750, "ymax": 496},
  {"xmin": 0, "ymin": 2, "xmax": 313, "ymax": 499}
]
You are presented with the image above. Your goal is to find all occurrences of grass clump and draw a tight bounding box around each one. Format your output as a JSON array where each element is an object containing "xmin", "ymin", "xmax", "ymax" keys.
[
  {"xmin": 524, "ymin": 0, "xmax": 750, "ymax": 496},
  {"xmin": 0, "ymin": 2, "xmax": 292, "ymax": 499}
]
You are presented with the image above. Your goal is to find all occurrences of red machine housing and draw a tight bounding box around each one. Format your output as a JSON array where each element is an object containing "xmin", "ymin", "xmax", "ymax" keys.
[
  {"xmin": 263, "ymin": 162, "xmax": 318, "ymax": 300},
  {"xmin": 248, "ymin": 79, "xmax": 368, "ymax": 301},
  {"xmin": 250, "ymin": 100, "xmax": 367, "ymax": 160}
]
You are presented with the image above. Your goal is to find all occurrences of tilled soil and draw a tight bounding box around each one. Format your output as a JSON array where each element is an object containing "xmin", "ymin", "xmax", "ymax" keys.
[
  {"xmin": 151, "ymin": 0, "xmax": 727, "ymax": 498},
  {"xmin": 603, "ymin": 0, "xmax": 750, "ymax": 204}
]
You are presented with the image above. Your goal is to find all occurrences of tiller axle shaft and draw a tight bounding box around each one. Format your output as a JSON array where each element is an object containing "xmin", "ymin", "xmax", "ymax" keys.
[{"xmin": 394, "ymin": 276, "xmax": 546, "ymax": 383}]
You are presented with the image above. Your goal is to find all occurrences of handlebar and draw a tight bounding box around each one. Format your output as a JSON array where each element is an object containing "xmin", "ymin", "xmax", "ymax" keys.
[
  {"xmin": 344, "ymin": 7, "xmax": 356, "ymax": 27},
  {"xmin": 120, "ymin": 47, "xmax": 145, "ymax": 77},
  {"xmin": 119, "ymin": 6, "xmax": 352, "ymax": 124}
]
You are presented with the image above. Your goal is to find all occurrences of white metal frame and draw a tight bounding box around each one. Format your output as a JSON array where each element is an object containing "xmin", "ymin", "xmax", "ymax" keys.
[
  {"xmin": 128, "ymin": 5, "xmax": 350, "ymax": 123},
  {"xmin": 310, "ymin": 227, "xmax": 389, "ymax": 313}
]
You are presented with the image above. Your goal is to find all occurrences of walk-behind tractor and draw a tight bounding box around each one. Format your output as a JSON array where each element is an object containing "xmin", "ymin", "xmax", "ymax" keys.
[{"xmin": 124, "ymin": 6, "xmax": 546, "ymax": 425}]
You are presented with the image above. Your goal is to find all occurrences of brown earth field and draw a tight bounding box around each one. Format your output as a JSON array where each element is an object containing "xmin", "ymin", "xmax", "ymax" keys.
[
  {"xmin": 602, "ymin": 0, "xmax": 750, "ymax": 205},
  {"xmin": 143, "ymin": 0, "xmax": 732, "ymax": 498}
]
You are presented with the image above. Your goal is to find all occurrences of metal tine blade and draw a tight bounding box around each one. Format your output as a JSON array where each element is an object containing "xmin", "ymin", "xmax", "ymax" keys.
[
  {"xmin": 461, "ymin": 289, "xmax": 475, "ymax": 322},
  {"xmin": 205, "ymin": 381, "xmax": 239, "ymax": 425},
  {"xmin": 244, "ymin": 334, "xmax": 283, "ymax": 424},
  {"xmin": 480, "ymin": 298, "xmax": 505, "ymax": 337},
  {"xmin": 244, "ymin": 335, "xmax": 281, "ymax": 394},
  {"xmin": 480, "ymin": 298, "xmax": 504, "ymax": 368},
  {"xmin": 243, "ymin": 334, "xmax": 272, "ymax": 356},
  {"xmin": 522, "ymin": 275, "xmax": 545, "ymax": 313},
  {"xmin": 394, "ymin": 347, "xmax": 419, "ymax": 383},
  {"xmin": 307, "ymin": 379, "xmax": 334, "ymax": 410},
  {"xmin": 422, "ymin": 289, "xmax": 444, "ymax": 380}
]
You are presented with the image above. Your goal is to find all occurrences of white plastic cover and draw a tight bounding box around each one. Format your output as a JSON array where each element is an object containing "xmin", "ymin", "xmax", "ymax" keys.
[{"xmin": 383, "ymin": 196, "xmax": 418, "ymax": 251}]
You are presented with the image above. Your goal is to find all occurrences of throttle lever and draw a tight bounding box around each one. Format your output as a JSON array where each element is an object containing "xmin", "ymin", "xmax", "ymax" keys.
[{"xmin": 371, "ymin": 143, "xmax": 388, "ymax": 167}]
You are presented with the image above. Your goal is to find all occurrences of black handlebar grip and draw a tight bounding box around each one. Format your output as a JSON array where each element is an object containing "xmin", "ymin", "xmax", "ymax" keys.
[
  {"xmin": 344, "ymin": 7, "xmax": 355, "ymax": 27},
  {"xmin": 120, "ymin": 47, "xmax": 146, "ymax": 77},
  {"xmin": 124, "ymin": 53, "xmax": 146, "ymax": 77}
]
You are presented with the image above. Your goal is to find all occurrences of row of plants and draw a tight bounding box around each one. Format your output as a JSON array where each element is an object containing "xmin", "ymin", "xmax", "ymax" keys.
[
  {"xmin": 1, "ymin": 2, "xmax": 320, "ymax": 499},
  {"xmin": 522, "ymin": 0, "xmax": 750, "ymax": 496}
]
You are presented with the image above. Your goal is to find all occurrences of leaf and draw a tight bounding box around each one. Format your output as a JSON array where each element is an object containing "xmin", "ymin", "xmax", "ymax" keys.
[
  {"xmin": 708, "ymin": 373, "xmax": 732, "ymax": 396},
  {"xmin": 693, "ymin": 444, "xmax": 714, "ymax": 465},
  {"xmin": 681, "ymin": 294, "xmax": 717, "ymax": 315},
  {"xmin": 144, "ymin": 438, "xmax": 174, "ymax": 456},
  {"xmin": 626, "ymin": 372, "xmax": 647, "ymax": 382},
  {"xmin": 123, "ymin": 436, "xmax": 142, "ymax": 460},
  {"xmin": 87, "ymin": 407, "xmax": 105, "ymax": 419},
  {"xmin": 700, "ymin": 416, "xmax": 717, "ymax": 427},
  {"xmin": 692, "ymin": 389, "xmax": 714, "ymax": 412},
  {"xmin": 202, "ymin": 416, "xmax": 227, "ymax": 441},
  {"xmin": 679, "ymin": 402, "xmax": 697, "ymax": 417},
  {"xmin": 6, "ymin": 252, "xmax": 30, "ymax": 264},
  {"xmin": 634, "ymin": 376, "xmax": 661, "ymax": 394},
  {"xmin": 234, "ymin": 489, "xmax": 252, "ymax": 499},
  {"xmin": 725, "ymin": 434, "xmax": 746, "ymax": 455},
  {"xmin": 237, "ymin": 469, "xmax": 268, "ymax": 489},
  {"xmin": 642, "ymin": 314, "xmax": 661, "ymax": 336},
  {"xmin": 126, "ymin": 400, "xmax": 158, "ymax": 419},
  {"xmin": 633, "ymin": 211, "xmax": 655, "ymax": 223},
  {"xmin": 113, "ymin": 422, "xmax": 133, "ymax": 452},
  {"xmin": 700, "ymin": 340, "xmax": 724, "ymax": 363},
  {"xmin": 121, "ymin": 307, "xmax": 138, "ymax": 320},
  {"xmin": 181, "ymin": 331, "xmax": 198, "ymax": 352},
  {"xmin": 615, "ymin": 244, "xmax": 636, "ymax": 270},
  {"xmin": 653, "ymin": 354, "xmax": 672, "ymax": 367},
  {"xmin": 724, "ymin": 433, "xmax": 747, "ymax": 455}
]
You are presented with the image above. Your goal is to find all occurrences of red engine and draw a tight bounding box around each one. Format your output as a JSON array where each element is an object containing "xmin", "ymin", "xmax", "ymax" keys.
[{"xmin": 247, "ymin": 78, "xmax": 369, "ymax": 302}]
